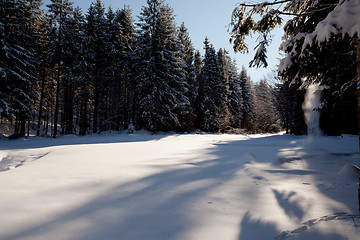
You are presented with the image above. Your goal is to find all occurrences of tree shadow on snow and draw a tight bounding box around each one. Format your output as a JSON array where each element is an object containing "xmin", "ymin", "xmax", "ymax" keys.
[
  {"xmin": 2, "ymin": 135, "xmax": 267, "ymax": 240},
  {"xmin": 1, "ymin": 134, "xmax": 357, "ymax": 240},
  {"xmin": 0, "ymin": 133, "xmax": 169, "ymax": 150},
  {"xmin": 238, "ymin": 212, "xmax": 279, "ymax": 240},
  {"xmin": 272, "ymin": 189, "xmax": 304, "ymax": 220}
]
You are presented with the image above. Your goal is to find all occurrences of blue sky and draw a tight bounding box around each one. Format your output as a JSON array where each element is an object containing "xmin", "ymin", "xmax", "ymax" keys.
[{"xmin": 43, "ymin": 0, "xmax": 285, "ymax": 82}]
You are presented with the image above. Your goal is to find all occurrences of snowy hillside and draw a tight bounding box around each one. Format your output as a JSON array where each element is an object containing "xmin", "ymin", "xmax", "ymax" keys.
[{"xmin": 0, "ymin": 133, "xmax": 359, "ymax": 240}]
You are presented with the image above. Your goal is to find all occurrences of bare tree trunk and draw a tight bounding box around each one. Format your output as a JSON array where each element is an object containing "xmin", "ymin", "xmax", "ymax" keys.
[
  {"xmin": 37, "ymin": 65, "xmax": 46, "ymax": 136},
  {"xmin": 53, "ymin": 5, "xmax": 63, "ymax": 139},
  {"xmin": 93, "ymin": 70, "xmax": 99, "ymax": 134},
  {"xmin": 357, "ymin": 39, "xmax": 360, "ymax": 212},
  {"xmin": 53, "ymin": 64, "xmax": 61, "ymax": 138}
]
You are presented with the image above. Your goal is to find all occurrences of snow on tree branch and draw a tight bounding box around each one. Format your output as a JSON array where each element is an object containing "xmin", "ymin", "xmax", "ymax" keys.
[{"xmin": 303, "ymin": 0, "xmax": 360, "ymax": 50}]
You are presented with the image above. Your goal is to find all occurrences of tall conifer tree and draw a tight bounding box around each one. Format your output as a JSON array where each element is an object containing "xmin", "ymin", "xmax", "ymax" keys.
[
  {"xmin": 134, "ymin": 0, "xmax": 189, "ymax": 132},
  {"xmin": 85, "ymin": 0, "xmax": 107, "ymax": 133},
  {"xmin": 197, "ymin": 38, "xmax": 222, "ymax": 132},
  {"xmin": 47, "ymin": 0, "xmax": 73, "ymax": 137},
  {"xmin": 239, "ymin": 67, "xmax": 253, "ymax": 129}
]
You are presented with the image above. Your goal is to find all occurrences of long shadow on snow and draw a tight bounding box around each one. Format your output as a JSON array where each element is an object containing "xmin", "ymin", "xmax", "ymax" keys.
[
  {"xmin": 3, "ymin": 135, "xmax": 283, "ymax": 240},
  {"xmin": 287, "ymin": 136, "xmax": 359, "ymax": 213},
  {"xmin": 0, "ymin": 133, "xmax": 168, "ymax": 150},
  {"xmin": 3, "ymin": 134, "xmax": 355, "ymax": 240}
]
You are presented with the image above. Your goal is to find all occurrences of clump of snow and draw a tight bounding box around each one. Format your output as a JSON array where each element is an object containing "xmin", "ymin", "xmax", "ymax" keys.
[
  {"xmin": 278, "ymin": 55, "xmax": 293, "ymax": 73},
  {"xmin": 339, "ymin": 164, "xmax": 360, "ymax": 180},
  {"xmin": 0, "ymin": 151, "xmax": 6, "ymax": 163},
  {"xmin": 303, "ymin": 0, "xmax": 360, "ymax": 49},
  {"xmin": 278, "ymin": 33, "xmax": 307, "ymax": 74}
]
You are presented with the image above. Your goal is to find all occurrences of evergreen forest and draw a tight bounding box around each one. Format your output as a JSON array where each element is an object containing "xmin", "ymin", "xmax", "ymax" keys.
[{"xmin": 0, "ymin": 0, "xmax": 358, "ymax": 138}]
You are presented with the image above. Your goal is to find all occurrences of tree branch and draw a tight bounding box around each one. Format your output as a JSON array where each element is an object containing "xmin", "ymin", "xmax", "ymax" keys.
[{"xmin": 238, "ymin": 0, "xmax": 292, "ymax": 8}]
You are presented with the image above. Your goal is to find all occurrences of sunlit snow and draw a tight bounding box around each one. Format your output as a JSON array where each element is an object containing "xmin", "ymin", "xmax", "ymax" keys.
[{"xmin": 0, "ymin": 133, "xmax": 359, "ymax": 240}]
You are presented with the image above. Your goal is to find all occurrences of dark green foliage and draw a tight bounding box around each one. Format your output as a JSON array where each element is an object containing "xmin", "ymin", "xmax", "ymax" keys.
[
  {"xmin": 133, "ymin": 0, "xmax": 190, "ymax": 132},
  {"xmin": 0, "ymin": 0, "xmax": 262, "ymax": 136},
  {"xmin": 239, "ymin": 67, "xmax": 253, "ymax": 129},
  {"xmin": 196, "ymin": 38, "xmax": 222, "ymax": 132},
  {"xmin": 0, "ymin": 0, "xmax": 39, "ymax": 135},
  {"xmin": 178, "ymin": 22, "xmax": 196, "ymax": 131}
]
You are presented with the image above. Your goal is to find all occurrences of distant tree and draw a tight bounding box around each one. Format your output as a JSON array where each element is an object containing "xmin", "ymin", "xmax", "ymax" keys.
[
  {"xmin": 251, "ymin": 79, "xmax": 279, "ymax": 133},
  {"xmin": 238, "ymin": 67, "xmax": 253, "ymax": 129},
  {"xmin": 227, "ymin": 60, "xmax": 243, "ymax": 128},
  {"xmin": 274, "ymin": 80, "xmax": 292, "ymax": 134}
]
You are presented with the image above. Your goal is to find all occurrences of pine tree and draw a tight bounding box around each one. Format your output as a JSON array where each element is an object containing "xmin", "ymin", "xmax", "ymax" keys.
[
  {"xmin": 251, "ymin": 79, "xmax": 279, "ymax": 133},
  {"xmin": 85, "ymin": 0, "xmax": 107, "ymax": 133},
  {"xmin": 114, "ymin": 6, "xmax": 135, "ymax": 130},
  {"xmin": 64, "ymin": 7, "xmax": 90, "ymax": 136},
  {"xmin": 35, "ymin": 11, "xmax": 51, "ymax": 136},
  {"xmin": 196, "ymin": 38, "xmax": 222, "ymax": 132},
  {"xmin": 178, "ymin": 22, "xmax": 196, "ymax": 131},
  {"xmin": 101, "ymin": 6, "xmax": 120, "ymax": 131},
  {"xmin": 134, "ymin": 0, "xmax": 189, "ymax": 132},
  {"xmin": 239, "ymin": 67, "xmax": 253, "ymax": 129},
  {"xmin": 46, "ymin": 0, "xmax": 73, "ymax": 137},
  {"xmin": 274, "ymin": 80, "xmax": 302, "ymax": 134},
  {"xmin": 227, "ymin": 59, "xmax": 243, "ymax": 128},
  {"xmin": 194, "ymin": 50, "xmax": 202, "ymax": 80},
  {"xmin": 216, "ymin": 48, "xmax": 232, "ymax": 131},
  {"xmin": 0, "ymin": 0, "xmax": 39, "ymax": 136},
  {"xmin": 61, "ymin": 6, "xmax": 88, "ymax": 135}
]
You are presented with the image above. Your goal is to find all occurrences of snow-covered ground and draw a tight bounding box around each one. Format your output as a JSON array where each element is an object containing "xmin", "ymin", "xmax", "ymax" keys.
[{"xmin": 0, "ymin": 133, "xmax": 359, "ymax": 240}]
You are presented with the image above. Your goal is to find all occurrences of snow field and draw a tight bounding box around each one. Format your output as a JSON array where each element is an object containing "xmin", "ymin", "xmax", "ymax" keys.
[{"xmin": 0, "ymin": 133, "xmax": 359, "ymax": 240}]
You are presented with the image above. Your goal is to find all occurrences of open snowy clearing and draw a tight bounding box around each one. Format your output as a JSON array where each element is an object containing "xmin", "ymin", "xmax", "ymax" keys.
[{"xmin": 0, "ymin": 133, "xmax": 359, "ymax": 240}]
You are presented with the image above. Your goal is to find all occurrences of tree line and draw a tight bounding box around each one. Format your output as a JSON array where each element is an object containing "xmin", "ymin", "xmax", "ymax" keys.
[{"xmin": 1, "ymin": 0, "xmax": 281, "ymax": 138}]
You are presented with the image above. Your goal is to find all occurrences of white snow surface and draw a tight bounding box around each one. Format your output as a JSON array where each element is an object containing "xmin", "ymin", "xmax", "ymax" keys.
[{"xmin": 0, "ymin": 133, "xmax": 359, "ymax": 240}]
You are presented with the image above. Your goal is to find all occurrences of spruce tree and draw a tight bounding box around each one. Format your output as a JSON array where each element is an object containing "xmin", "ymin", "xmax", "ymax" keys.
[
  {"xmin": 102, "ymin": 7, "xmax": 120, "ymax": 131},
  {"xmin": 46, "ymin": 0, "xmax": 73, "ymax": 137},
  {"xmin": 178, "ymin": 22, "xmax": 196, "ymax": 131},
  {"xmin": 227, "ymin": 59, "xmax": 243, "ymax": 128},
  {"xmin": 197, "ymin": 38, "xmax": 221, "ymax": 132},
  {"xmin": 85, "ymin": 0, "xmax": 107, "ymax": 133},
  {"xmin": 217, "ymin": 48, "xmax": 232, "ymax": 131},
  {"xmin": 117, "ymin": 6, "xmax": 136, "ymax": 130},
  {"xmin": 194, "ymin": 50, "xmax": 202, "ymax": 81},
  {"xmin": 239, "ymin": 67, "xmax": 253, "ymax": 129},
  {"xmin": 134, "ymin": 0, "xmax": 189, "ymax": 132},
  {"xmin": 62, "ymin": 6, "xmax": 88, "ymax": 135}
]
